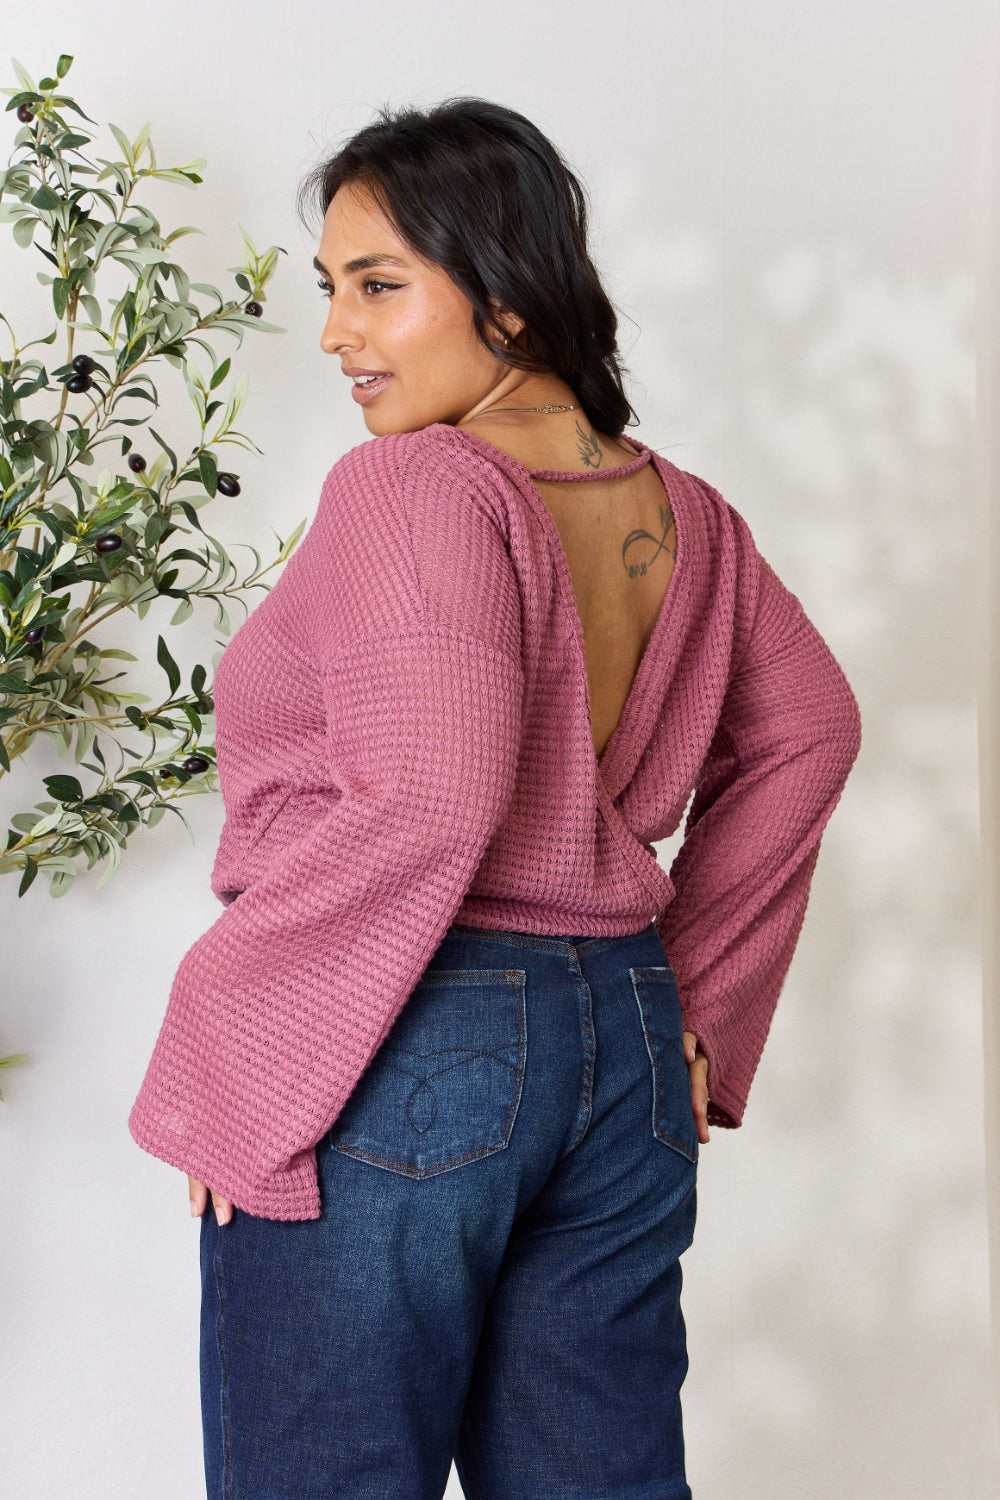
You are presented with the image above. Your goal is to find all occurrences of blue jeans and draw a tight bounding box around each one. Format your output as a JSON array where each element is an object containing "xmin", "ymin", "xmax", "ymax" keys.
[{"xmin": 199, "ymin": 920, "xmax": 698, "ymax": 1499}]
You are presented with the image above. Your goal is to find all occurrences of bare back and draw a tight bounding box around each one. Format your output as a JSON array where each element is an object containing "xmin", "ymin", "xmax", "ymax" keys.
[{"xmin": 455, "ymin": 415, "xmax": 677, "ymax": 763}]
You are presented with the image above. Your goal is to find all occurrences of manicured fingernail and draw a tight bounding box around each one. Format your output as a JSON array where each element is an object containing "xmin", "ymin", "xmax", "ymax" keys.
[
  {"xmin": 215, "ymin": 1206, "xmax": 226, "ymax": 1225},
  {"xmin": 190, "ymin": 1201, "xmax": 199, "ymax": 1217}
]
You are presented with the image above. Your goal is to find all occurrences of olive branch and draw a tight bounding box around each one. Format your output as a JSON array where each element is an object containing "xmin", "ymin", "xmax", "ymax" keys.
[{"xmin": 0, "ymin": 53, "xmax": 306, "ymax": 1095}]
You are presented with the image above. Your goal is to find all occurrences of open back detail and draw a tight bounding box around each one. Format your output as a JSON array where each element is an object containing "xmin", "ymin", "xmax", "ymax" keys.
[
  {"xmin": 526, "ymin": 448, "xmax": 678, "ymax": 768},
  {"xmin": 450, "ymin": 425, "xmax": 681, "ymax": 785}
]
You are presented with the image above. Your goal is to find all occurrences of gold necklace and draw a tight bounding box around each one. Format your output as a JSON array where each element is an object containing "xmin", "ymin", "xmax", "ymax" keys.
[{"xmin": 465, "ymin": 402, "xmax": 581, "ymax": 416}]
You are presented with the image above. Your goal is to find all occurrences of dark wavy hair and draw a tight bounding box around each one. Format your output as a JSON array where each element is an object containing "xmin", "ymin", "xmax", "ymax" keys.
[{"xmin": 295, "ymin": 97, "xmax": 638, "ymax": 437}]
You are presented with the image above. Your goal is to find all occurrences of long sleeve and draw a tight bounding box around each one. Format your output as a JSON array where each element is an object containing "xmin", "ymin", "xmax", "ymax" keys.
[
  {"xmin": 128, "ymin": 435, "xmax": 524, "ymax": 1219},
  {"xmin": 656, "ymin": 539, "xmax": 862, "ymax": 1129}
]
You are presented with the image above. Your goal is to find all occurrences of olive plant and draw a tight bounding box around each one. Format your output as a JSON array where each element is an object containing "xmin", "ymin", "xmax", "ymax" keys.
[{"xmin": 0, "ymin": 54, "xmax": 304, "ymax": 1095}]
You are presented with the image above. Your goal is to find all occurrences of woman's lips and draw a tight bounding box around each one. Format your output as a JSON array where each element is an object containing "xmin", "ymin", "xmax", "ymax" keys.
[{"xmin": 351, "ymin": 373, "xmax": 393, "ymax": 405}]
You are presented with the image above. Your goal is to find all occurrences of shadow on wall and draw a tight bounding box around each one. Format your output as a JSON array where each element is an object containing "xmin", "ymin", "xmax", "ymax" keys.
[{"xmin": 634, "ymin": 230, "xmax": 993, "ymax": 1498}]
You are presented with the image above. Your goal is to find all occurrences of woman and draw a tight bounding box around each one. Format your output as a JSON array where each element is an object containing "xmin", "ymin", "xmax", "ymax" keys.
[{"xmin": 129, "ymin": 98, "xmax": 861, "ymax": 1499}]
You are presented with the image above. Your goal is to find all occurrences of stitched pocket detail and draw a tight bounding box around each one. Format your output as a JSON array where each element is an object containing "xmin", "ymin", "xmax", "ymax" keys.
[
  {"xmin": 630, "ymin": 965, "xmax": 699, "ymax": 1165},
  {"xmin": 328, "ymin": 969, "xmax": 528, "ymax": 1178}
]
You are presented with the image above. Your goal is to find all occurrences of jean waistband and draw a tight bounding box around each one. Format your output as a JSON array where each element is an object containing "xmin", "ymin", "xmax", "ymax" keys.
[{"xmin": 443, "ymin": 920, "xmax": 659, "ymax": 960}]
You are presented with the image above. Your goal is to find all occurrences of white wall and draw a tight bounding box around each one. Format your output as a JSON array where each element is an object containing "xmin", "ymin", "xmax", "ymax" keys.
[
  {"xmin": 1, "ymin": 3, "xmax": 997, "ymax": 1495},
  {"xmin": 976, "ymin": 0, "xmax": 1000, "ymax": 1414}
]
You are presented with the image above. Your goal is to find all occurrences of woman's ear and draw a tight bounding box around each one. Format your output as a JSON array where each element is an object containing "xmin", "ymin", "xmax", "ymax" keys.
[{"xmin": 487, "ymin": 300, "xmax": 525, "ymax": 345}]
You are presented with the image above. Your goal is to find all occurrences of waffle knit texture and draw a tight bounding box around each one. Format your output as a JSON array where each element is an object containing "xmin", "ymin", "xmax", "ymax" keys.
[{"xmin": 128, "ymin": 421, "xmax": 862, "ymax": 1219}]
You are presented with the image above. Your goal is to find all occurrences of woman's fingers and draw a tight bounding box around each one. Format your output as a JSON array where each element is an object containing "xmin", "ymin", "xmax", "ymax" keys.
[
  {"xmin": 682, "ymin": 1030, "xmax": 711, "ymax": 1145},
  {"xmin": 187, "ymin": 1174, "xmax": 234, "ymax": 1225},
  {"xmin": 188, "ymin": 1174, "xmax": 206, "ymax": 1217}
]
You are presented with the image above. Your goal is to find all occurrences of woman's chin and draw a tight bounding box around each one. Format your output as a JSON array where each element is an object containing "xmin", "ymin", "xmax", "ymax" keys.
[{"xmin": 362, "ymin": 410, "xmax": 442, "ymax": 436}]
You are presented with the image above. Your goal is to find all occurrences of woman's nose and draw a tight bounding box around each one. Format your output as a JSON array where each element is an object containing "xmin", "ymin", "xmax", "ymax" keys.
[{"xmin": 319, "ymin": 300, "xmax": 358, "ymax": 356}]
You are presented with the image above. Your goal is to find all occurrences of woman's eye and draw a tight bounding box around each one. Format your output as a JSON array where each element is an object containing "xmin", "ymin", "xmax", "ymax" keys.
[{"xmin": 316, "ymin": 277, "xmax": 401, "ymax": 299}]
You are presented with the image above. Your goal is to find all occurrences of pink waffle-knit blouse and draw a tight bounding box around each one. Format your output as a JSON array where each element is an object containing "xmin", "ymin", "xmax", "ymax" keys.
[{"xmin": 128, "ymin": 420, "xmax": 862, "ymax": 1219}]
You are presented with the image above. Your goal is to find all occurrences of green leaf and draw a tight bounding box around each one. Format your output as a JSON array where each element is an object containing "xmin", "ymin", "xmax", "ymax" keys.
[
  {"xmin": 108, "ymin": 121, "xmax": 135, "ymax": 167},
  {"xmin": 51, "ymin": 97, "xmax": 99, "ymax": 124},
  {"xmin": 43, "ymin": 774, "xmax": 83, "ymax": 803},
  {"xmin": 48, "ymin": 867, "xmax": 76, "ymax": 897},
  {"xmin": 13, "ymin": 215, "xmax": 36, "ymax": 249},
  {"xmin": 111, "ymin": 384, "xmax": 156, "ymax": 405},
  {"xmin": 144, "ymin": 512, "xmax": 171, "ymax": 550},
  {"xmin": 198, "ymin": 451, "xmax": 217, "ymax": 496},
  {"xmin": 79, "ymin": 292, "xmax": 103, "ymax": 328},
  {"xmin": 88, "ymin": 494, "xmax": 138, "ymax": 528},
  {"xmin": 164, "ymin": 225, "xmax": 206, "ymax": 245},
  {"xmin": 91, "ymin": 219, "xmax": 129, "ymax": 262},
  {"xmin": 156, "ymin": 633, "xmax": 181, "ymax": 696},
  {"xmin": 31, "ymin": 184, "xmax": 62, "ymax": 212},
  {"xmin": 132, "ymin": 121, "xmax": 151, "ymax": 162},
  {"xmin": 209, "ymin": 356, "xmax": 231, "ymax": 391},
  {"xmin": 217, "ymin": 312, "xmax": 285, "ymax": 336},
  {"xmin": 273, "ymin": 516, "xmax": 307, "ymax": 563},
  {"xmin": 56, "ymin": 55, "xmax": 73, "ymax": 79},
  {"xmin": 18, "ymin": 854, "xmax": 38, "ymax": 898},
  {"xmin": 147, "ymin": 426, "xmax": 178, "ymax": 476},
  {"xmin": 11, "ymin": 59, "xmax": 38, "ymax": 94},
  {"xmin": 176, "ymin": 500, "xmax": 204, "ymax": 532},
  {"xmin": 121, "ymin": 769, "xmax": 157, "ymax": 790}
]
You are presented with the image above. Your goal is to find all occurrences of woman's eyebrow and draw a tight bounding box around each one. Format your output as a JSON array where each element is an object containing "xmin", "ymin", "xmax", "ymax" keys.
[{"xmin": 312, "ymin": 253, "xmax": 409, "ymax": 276}]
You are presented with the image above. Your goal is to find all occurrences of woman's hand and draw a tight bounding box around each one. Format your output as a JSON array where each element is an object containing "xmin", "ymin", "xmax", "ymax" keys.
[
  {"xmin": 683, "ymin": 1031, "xmax": 711, "ymax": 1145},
  {"xmin": 188, "ymin": 1175, "xmax": 234, "ymax": 1226}
]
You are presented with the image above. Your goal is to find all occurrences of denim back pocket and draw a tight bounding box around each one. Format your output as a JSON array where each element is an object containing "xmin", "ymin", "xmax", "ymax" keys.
[
  {"xmin": 630, "ymin": 965, "xmax": 699, "ymax": 1165},
  {"xmin": 328, "ymin": 968, "xmax": 528, "ymax": 1178}
]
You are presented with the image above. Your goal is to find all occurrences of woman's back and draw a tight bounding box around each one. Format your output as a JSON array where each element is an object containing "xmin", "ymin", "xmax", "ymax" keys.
[{"xmin": 454, "ymin": 414, "xmax": 678, "ymax": 763}]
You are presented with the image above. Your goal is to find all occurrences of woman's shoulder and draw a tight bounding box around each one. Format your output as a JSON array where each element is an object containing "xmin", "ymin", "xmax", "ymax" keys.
[
  {"xmin": 322, "ymin": 423, "xmax": 518, "ymax": 536},
  {"xmin": 326, "ymin": 421, "xmax": 516, "ymax": 477},
  {"xmin": 650, "ymin": 455, "xmax": 761, "ymax": 567}
]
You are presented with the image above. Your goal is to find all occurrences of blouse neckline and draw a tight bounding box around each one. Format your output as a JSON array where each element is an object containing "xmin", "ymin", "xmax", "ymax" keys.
[{"xmin": 443, "ymin": 422, "xmax": 652, "ymax": 481}]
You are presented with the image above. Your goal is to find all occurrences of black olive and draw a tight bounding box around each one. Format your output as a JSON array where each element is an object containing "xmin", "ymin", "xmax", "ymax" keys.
[
  {"xmin": 66, "ymin": 373, "xmax": 92, "ymax": 394},
  {"xmin": 245, "ymin": 302, "xmax": 263, "ymax": 317},
  {"xmin": 94, "ymin": 535, "xmax": 123, "ymax": 554},
  {"xmin": 72, "ymin": 354, "xmax": 96, "ymax": 375},
  {"xmin": 25, "ymin": 627, "xmax": 44, "ymax": 644},
  {"xmin": 16, "ymin": 104, "xmax": 34, "ymax": 124},
  {"xmin": 216, "ymin": 473, "xmax": 241, "ymax": 497},
  {"xmin": 183, "ymin": 755, "xmax": 210, "ymax": 774},
  {"xmin": 127, "ymin": 453, "xmax": 146, "ymax": 472}
]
